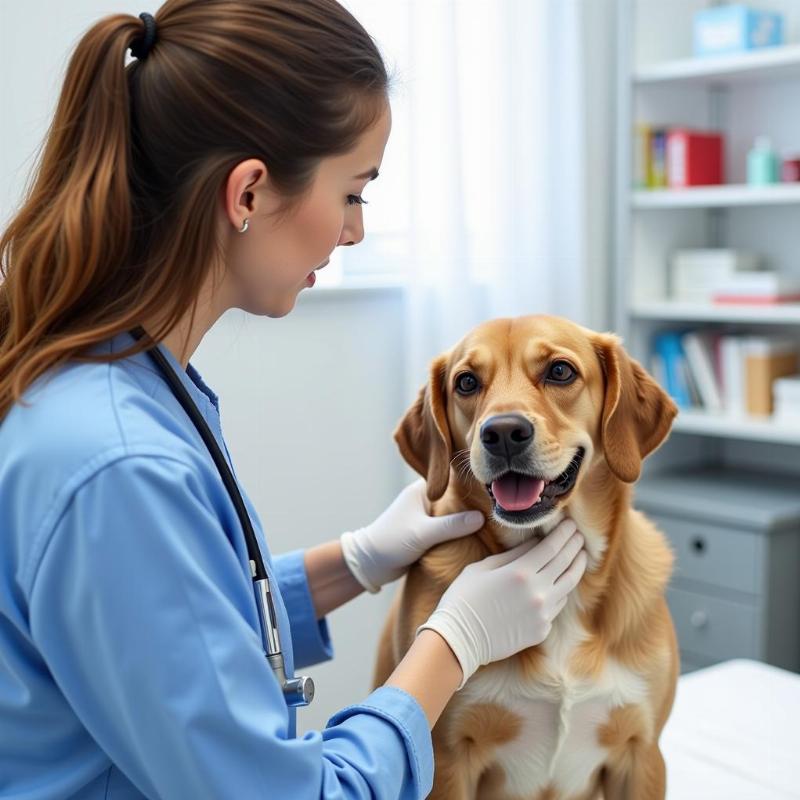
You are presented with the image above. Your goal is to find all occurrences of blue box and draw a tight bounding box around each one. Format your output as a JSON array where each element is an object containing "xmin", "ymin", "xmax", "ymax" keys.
[{"xmin": 693, "ymin": 5, "xmax": 784, "ymax": 57}]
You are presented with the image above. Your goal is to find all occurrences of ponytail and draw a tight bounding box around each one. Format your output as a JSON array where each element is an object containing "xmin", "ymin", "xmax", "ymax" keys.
[{"xmin": 0, "ymin": 0, "xmax": 389, "ymax": 419}]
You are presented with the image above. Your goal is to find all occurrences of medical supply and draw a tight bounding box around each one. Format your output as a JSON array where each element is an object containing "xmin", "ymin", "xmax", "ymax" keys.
[
  {"xmin": 773, "ymin": 374, "xmax": 800, "ymax": 422},
  {"xmin": 781, "ymin": 157, "xmax": 800, "ymax": 182},
  {"xmin": 129, "ymin": 326, "xmax": 314, "ymax": 708},
  {"xmin": 669, "ymin": 248, "xmax": 760, "ymax": 303},
  {"xmin": 693, "ymin": 5, "xmax": 784, "ymax": 57},
  {"xmin": 713, "ymin": 271, "xmax": 800, "ymax": 304},
  {"xmin": 741, "ymin": 337, "xmax": 798, "ymax": 416},
  {"xmin": 747, "ymin": 137, "xmax": 780, "ymax": 185},
  {"xmin": 666, "ymin": 129, "xmax": 724, "ymax": 188}
]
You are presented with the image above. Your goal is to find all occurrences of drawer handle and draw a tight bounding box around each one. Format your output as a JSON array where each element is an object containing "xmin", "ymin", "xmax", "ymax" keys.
[
  {"xmin": 690, "ymin": 610, "xmax": 708, "ymax": 629},
  {"xmin": 690, "ymin": 536, "xmax": 706, "ymax": 554}
]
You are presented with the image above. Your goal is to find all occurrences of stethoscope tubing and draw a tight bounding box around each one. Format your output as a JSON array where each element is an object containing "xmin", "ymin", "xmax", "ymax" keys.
[{"xmin": 129, "ymin": 326, "xmax": 313, "ymax": 707}]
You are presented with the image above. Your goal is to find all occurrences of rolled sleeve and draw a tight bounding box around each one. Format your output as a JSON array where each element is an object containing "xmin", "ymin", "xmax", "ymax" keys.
[
  {"xmin": 326, "ymin": 686, "xmax": 434, "ymax": 799},
  {"xmin": 273, "ymin": 548, "xmax": 334, "ymax": 669}
]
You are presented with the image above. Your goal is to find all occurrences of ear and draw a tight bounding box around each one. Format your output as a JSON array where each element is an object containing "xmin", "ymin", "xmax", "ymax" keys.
[
  {"xmin": 393, "ymin": 353, "xmax": 453, "ymax": 502},
  {"xmin": 594, "ymin": 334, "xmax": 678, "ymax": 483}
]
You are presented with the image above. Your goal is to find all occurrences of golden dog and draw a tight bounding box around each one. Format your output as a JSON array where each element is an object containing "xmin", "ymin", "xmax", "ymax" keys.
[{"xmin": 373, "ymin": 315, "xmax": 680, "ymax": 799}]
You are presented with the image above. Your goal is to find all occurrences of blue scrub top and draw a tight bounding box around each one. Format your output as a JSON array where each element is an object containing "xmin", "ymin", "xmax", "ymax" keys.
[{"xmin": 0, "ymin": 330, "xmax": 434, "ymax": 798}]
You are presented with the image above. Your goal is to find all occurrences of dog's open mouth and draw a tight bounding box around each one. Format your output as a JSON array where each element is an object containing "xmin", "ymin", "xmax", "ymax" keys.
[{"xmin": 486, "ymin": 447, "xmax": 585, "ymax": 522}]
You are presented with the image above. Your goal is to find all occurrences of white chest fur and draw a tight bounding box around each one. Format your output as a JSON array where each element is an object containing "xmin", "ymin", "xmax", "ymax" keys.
[{"xmin": 457, "ymin": 597, "xmax": 650, "ymax": 798}]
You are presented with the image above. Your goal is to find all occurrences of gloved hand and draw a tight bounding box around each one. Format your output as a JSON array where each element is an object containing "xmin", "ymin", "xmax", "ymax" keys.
[
  {"xmin": 417, "ymin": 517, "xmax": 587, "ymax": 689},
  {"xmin": 339, "ymin": 478, "xmax": 485, "ymax": 593}
]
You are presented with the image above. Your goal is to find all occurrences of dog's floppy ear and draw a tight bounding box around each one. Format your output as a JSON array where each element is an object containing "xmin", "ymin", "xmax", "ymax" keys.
[
  {"xmin": 594, "ymin": 333, "xmax": 678, "ymax": 483},
  {"xmin": 393, "ymin": 353, "xmax": 453, "ymax": 502}
]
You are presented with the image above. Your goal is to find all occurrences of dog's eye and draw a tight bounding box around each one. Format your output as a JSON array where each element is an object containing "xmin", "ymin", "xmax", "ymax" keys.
[
  {"xmin": 455, "ymin": 372, "xmax": 480, "ymax": 395},
  {"xmin": 547, "ymin": 361, "xmax": 576, "ymax": 384}
]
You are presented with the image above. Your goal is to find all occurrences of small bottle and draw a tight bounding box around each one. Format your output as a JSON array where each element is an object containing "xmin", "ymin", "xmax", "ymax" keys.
[{"xmin": 747, "ymin": 136, "xmax": 779, "ymax": 185}]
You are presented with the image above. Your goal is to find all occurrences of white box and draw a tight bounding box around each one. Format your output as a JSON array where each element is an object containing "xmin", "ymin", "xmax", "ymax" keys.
[
  {"xmin": 773, "ymin": 401, "xmax": 800, "ymax": 423},
  {"xmin": 715, "ymin": 271, "xmax": 800, "ymax": 300},
  {"xmin": 774, "ymin": 374, "xmax": 800, "ymax": 402},
  {"xmin": 670, "ymin": 249, "xmax": 761, "ymax": 303}
]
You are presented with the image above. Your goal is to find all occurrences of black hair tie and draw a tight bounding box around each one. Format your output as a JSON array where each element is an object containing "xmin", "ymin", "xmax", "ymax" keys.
[{"xmin": 130, "ymin": 12, "xmax": 157, "ymax": 60}]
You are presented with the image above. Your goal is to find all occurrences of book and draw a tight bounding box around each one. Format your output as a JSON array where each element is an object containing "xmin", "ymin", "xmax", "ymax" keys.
[
  {"xmin": 714, "ymin": 293, "xmax": 800, "ymax": 305},
  {"xmin": 654, "ymin": 331, "xmax": 691, "ymax": 408},
  {"xmin": 666, "ymin": 129, "xmax": 724, "ymax": 188},
  {"xmin": 741, "ymin": 337, "xmax": 799, "ymax": 416},
  {"xmin": 681, "ymin": 356, "xmax": 703, "ymax": 407},
  {"xmin": 719, "ymin": 335, "xmax": 745, "ymax": 416},
  {"xmin": 650, "ymin": 130, "xmax": 668, "ymax": 188},
  {"xmin": 682, "ymin": 332, "xmax": 723, "ymax": 411},
  {"xmin": 634, "ymin": 124, "xmax": 652, "ymax": 189},
  {"xmin": 670, "ymin": 249, "xmax": 760, "ymax": 303},
  {"xmin": 713, "ymin": 271, "xmax": 800, "ymax": 304}
]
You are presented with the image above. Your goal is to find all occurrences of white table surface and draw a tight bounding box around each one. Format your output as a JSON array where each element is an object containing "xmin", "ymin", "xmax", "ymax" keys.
[{"xmin": 661, "ymin": 659, "xmax": 800, "ymax": 799}]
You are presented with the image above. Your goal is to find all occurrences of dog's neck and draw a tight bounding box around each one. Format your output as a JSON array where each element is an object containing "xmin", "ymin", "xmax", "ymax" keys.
[
  {"xmin": 428, "ymin": 460, "xmax": 671, "ymax": 649},
  {"xmin": 431, "ymin": 459, "xmax": 628, "ymax": 563}
]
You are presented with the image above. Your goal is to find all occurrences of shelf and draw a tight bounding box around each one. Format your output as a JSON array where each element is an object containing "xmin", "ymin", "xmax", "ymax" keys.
[
  {"xmin": 635, "ymin": 44, "xmax": 800, "ymax": 87},
  {"xmin": 673, "ymin": 409, "xmax": 800, "ymax": 445},
  {"xmin": 633, "ymin": 184, "xmax": 800, "ymax": 209},
  {"xmin": 631, "ymin": 301, "xmax": 800, "ymax": 325}
]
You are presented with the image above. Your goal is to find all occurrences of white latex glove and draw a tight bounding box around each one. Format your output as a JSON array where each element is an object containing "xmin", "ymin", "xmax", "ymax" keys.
[
  {"xmin": 417, "ymin": 517, "xmax": 587, "ymax": 689},
  {"xmin": 339, "ymin": 478, "xmax": 485, "ymax": 594}
]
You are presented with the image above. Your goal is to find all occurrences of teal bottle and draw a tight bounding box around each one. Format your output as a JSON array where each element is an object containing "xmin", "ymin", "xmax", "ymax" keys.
[{"xmin": 747, "ymin": 137, "xmax": 779, "ymax": 185}]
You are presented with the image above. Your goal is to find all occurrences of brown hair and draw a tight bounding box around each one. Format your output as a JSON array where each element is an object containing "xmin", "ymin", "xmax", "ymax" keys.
[{"xmin": 0, "ymin": 0, "xmax": 389, "ymax": 419}]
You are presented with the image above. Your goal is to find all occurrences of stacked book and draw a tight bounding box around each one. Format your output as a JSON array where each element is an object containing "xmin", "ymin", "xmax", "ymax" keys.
[
  {"xmin": 635, "ymin": 127, "xmax": 724, "ymax": 189},
  {"xmin": 713, "ymin": 272, "xmax": 800, "ymax": 305},
  {"xmin": 651, "ymin": 331, "xmax": 799, "ymax": 417},
  {"xmin": 670, "ymin": 249, "xmax": 800, "ymax": 306}
]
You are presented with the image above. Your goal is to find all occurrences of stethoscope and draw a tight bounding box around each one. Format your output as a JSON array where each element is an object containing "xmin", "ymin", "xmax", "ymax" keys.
[{"xmin": 129, "ymin": 326, "xmax": 314, "ymax": 708}]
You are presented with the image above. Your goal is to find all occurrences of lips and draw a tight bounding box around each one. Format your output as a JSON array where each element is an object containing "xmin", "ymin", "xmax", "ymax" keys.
[{"xmin": 486, "ymin": 447, "xmax": 585, "ymax": 521}]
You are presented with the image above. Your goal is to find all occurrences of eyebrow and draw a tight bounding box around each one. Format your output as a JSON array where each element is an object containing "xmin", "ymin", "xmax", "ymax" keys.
[{"xmin": 353, "ymin": 167, "xmax": 379, "ymax": 180}]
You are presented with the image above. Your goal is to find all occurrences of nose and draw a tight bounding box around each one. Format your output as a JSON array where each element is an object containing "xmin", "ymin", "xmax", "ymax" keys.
[
  {"xmin": 480, "ymin": 414, "xmax": 534, "ymax": 458},
  {"xmin": 339, "ymin": 216, "xmax": 365, "ymax": 247}
]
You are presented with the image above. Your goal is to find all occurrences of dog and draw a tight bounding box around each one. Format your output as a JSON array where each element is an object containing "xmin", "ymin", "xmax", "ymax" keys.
[{"xmin": 373, "ymin": 315, "xmax": 680, "ymax": 800}]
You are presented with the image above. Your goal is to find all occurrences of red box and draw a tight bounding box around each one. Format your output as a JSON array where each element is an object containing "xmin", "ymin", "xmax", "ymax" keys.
[
  {"xmin": 666, "ymin": 129, "xmax": 724, "ymax": 188},
  {"xmin": 782, "ymin": 158, "xmax": 800, "ymax": 182}
]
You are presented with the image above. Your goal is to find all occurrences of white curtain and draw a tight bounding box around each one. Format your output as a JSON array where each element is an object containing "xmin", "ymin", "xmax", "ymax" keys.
[{"xmin": 401, "ymin": 0, "xmax": 616, "ymax": 398}]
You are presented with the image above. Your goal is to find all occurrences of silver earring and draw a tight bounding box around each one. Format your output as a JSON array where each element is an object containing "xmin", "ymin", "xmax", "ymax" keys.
[{"xmin": 239, "ymin": 218, "xmax": 249, "ymax": 233}]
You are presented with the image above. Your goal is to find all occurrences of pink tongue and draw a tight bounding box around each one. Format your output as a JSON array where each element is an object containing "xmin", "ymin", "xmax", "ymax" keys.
[{"xmin": 491, "ymin": 474, "xmax": 545, "ymax": 511}]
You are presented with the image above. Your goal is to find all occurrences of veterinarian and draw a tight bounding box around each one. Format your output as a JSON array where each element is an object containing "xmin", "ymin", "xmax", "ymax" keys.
[{"xmin": 0, "ymin": 1, "xmax": 588, "ymax": 797}]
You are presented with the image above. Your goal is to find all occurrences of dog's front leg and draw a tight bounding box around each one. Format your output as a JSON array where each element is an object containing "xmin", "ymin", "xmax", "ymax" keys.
[{"xmin": 600, "ymin": 742, "xmax": 666, "ymax": 800}]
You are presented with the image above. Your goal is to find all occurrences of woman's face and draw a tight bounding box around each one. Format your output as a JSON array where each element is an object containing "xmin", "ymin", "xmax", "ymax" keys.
[{"xmin": 221, "ymin": 100, "xmax": 392, "ymax": 317}]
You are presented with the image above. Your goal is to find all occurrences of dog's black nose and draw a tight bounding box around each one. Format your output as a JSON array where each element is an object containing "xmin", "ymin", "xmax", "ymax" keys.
[{"xmin": 480, "ymin": 414, "xmax": 534, "ymax": 458}]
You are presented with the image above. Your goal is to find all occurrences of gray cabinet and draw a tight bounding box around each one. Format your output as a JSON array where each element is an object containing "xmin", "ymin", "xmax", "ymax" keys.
[{"xmin": 634, "ymin": 467, "xmax": 800, "ymax": 674}]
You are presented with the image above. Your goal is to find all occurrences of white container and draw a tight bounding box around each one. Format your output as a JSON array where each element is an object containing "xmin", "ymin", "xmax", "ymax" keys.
[
  {"xmin": 774, "ymin": 374, "xmax": 800, "ymax": 401},
  {"xmin": 715, "ymin": 271, "xmax": 800, "ymax": 300},
  {"xmin": 772, "ymin": 374, "xmax": 800, "ymax": 421},
  {"xmin": 670, "ymin": 249, "xmax": 761, "ymax": 303}
]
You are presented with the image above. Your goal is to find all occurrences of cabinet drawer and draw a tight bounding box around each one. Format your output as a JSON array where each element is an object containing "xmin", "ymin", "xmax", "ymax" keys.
[
  {"xmin": 647, "ymin": 513, "xmax": 761, "ymax": 594},
  {"xmin": 667, "ymin": 586, "xmax": 759, "ymax": 661}
]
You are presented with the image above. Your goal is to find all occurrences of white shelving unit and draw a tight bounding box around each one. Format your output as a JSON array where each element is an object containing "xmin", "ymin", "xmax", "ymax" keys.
[
  {"xmin": 633, "ymin": 183, "xmax": 800, "ymax": 209},
  {"xmin": 672, "ymin": 408, "xmax": 800, "ymax": 445},
  {"xmin": 617, "ymin": 3, "xmax": 800, "ymax": 676},
  {"xmin": 631, "ymin": 300, "xmax": 800, "ymax": 324},
  {"xmin": 634, "ymin": 41, "xmax": 800, "ymax": 86},
  {"xmin": 616, "ymin": 0, "xmax": 800, "ymax": 460}
]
